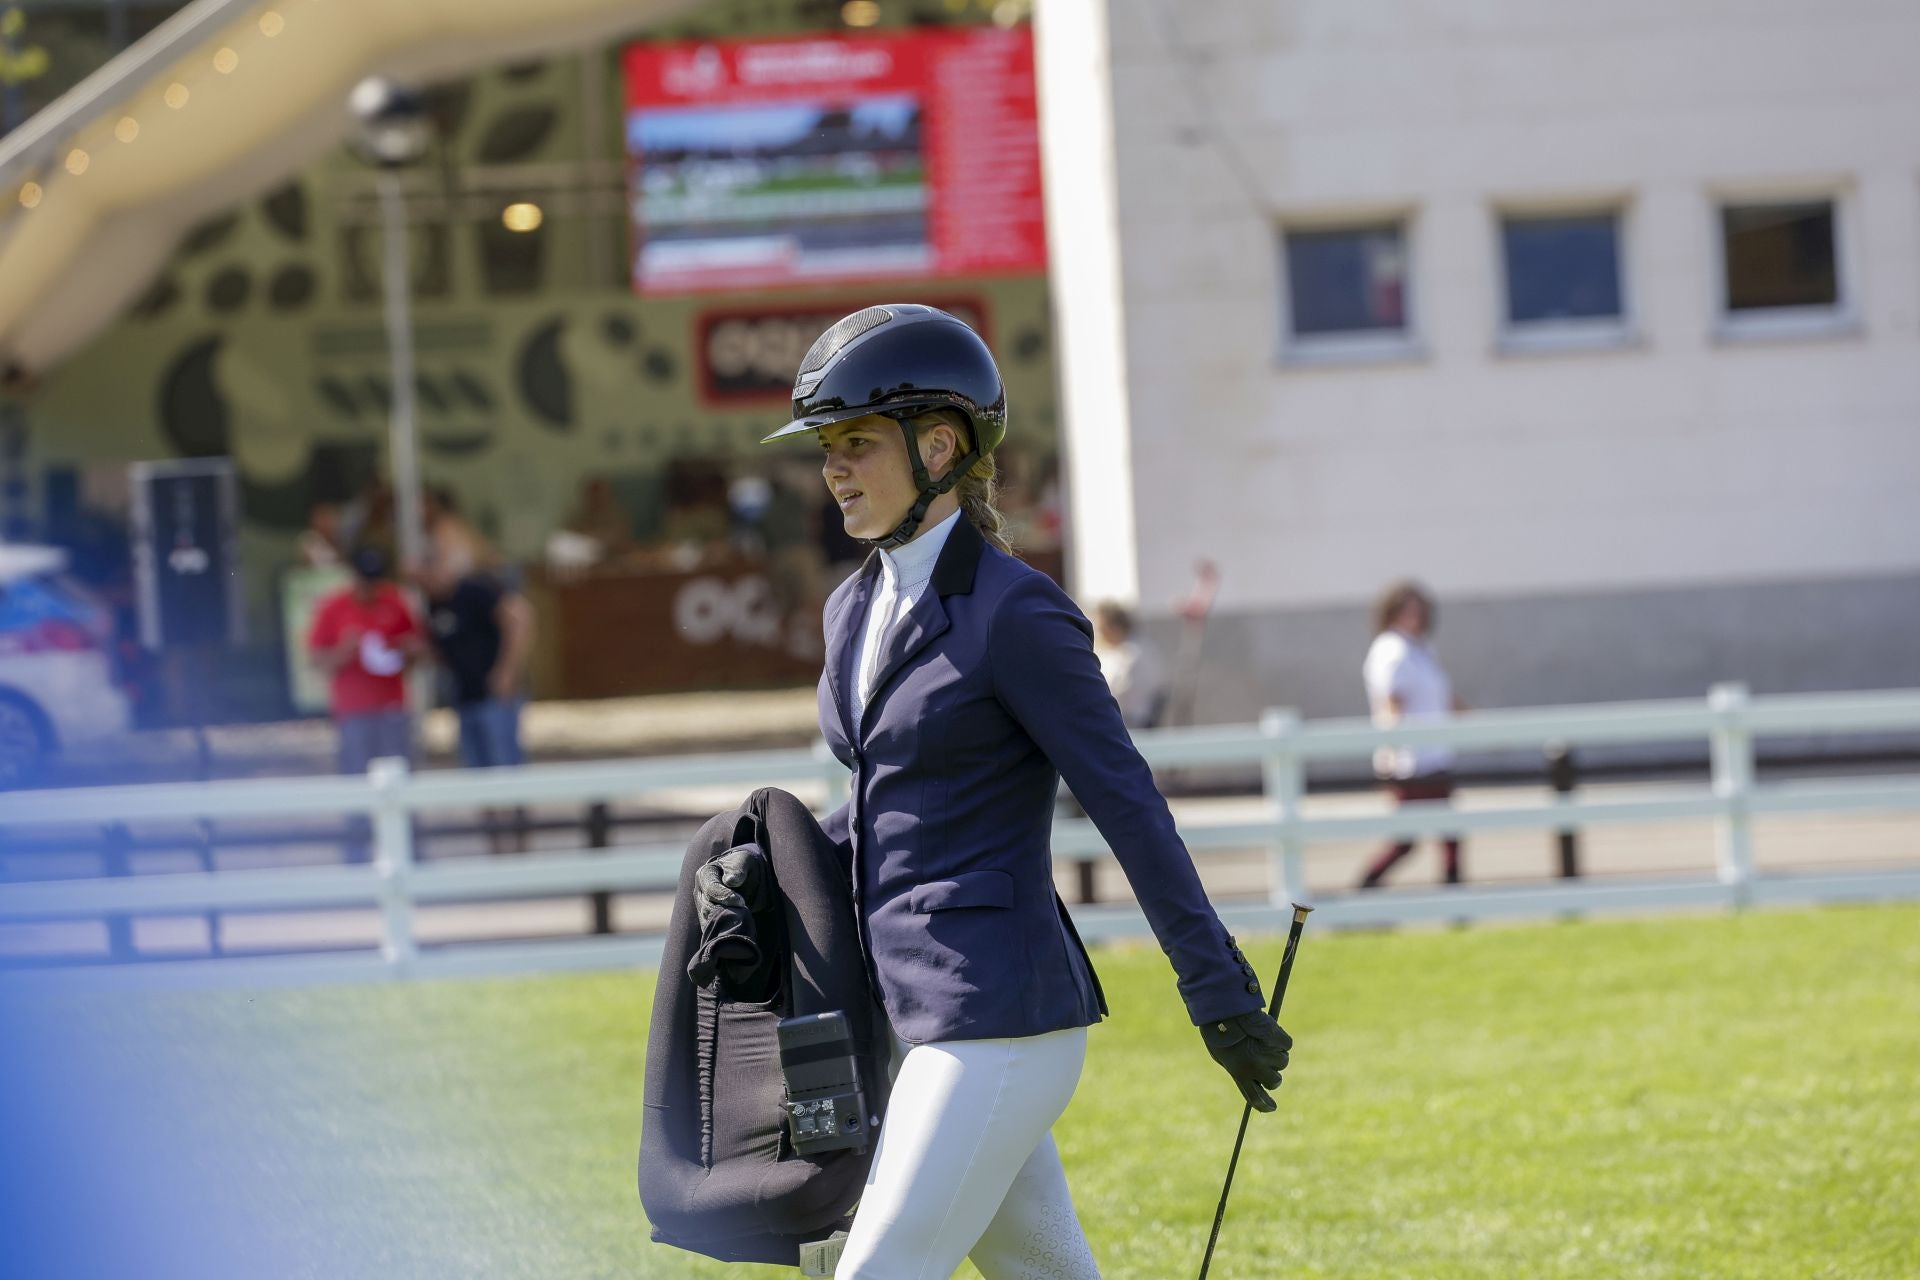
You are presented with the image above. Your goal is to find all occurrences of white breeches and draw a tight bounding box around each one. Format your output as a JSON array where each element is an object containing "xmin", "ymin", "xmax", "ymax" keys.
[{"xmin": 834, "ymin": 1025, "xmax": 1103, "ymax": 1280}]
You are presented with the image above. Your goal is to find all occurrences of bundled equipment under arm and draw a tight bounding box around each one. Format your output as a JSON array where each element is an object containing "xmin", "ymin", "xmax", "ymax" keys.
[{"xmin": 638, "ymin": 787, "xmax": 889, "ymax": 1267}]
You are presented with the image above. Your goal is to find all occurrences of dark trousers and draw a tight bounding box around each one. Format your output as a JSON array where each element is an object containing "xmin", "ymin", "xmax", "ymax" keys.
[
  {"xmin": 1360, "ymin": 773, "xmax": 1463, "ymax": 887},
  {"xmin": 454, "ymin": 695, "xmax": 525, "ymax": 768}
]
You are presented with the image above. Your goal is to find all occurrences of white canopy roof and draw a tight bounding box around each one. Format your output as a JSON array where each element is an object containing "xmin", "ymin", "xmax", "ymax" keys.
[{"xmin": 0, "ymin": 0, "xmax": 698, "ymax": 385}]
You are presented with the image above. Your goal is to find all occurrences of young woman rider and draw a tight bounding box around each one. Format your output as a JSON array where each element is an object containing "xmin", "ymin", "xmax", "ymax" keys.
[{"xmin": 732, "ymin": 304, "xmax": 1292, "ymax": 1278}]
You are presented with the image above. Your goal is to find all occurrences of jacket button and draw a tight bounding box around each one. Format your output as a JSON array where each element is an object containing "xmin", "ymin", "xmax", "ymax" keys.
[
  {"xmin": 1246, "ymin": 982, "xmax": 1261, "ymax": 994},
  {"xmin": 1216, "ymin": 1022, "xmax": 1228, "ymax": 1032}
]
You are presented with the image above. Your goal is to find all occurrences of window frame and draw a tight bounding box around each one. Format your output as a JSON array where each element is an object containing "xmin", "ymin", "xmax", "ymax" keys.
[
  {"xmin": 1492, "ymin": 197, "xmax": 1637, "ymax": 357},
  {"xmin": 1274, "ymin": 209, "xmax": 1426, "ymax": 367},
  {"xmin": 1710, "ymin": 183, "xmax": 1860, "ymax": 344}
]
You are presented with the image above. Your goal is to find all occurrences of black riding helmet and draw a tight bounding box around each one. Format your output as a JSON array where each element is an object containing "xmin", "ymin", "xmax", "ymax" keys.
[{"xmin": 762, "ymin": 304, "xmax": 1007, "ymax": 549}]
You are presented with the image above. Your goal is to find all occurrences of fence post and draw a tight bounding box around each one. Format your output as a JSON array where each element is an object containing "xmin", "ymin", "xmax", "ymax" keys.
[
  {"xmin": 587, "ymin": 802, "xmax": 614, "ymax": 936},
  {"xmin": 1708, "ymin": 682, "xmax": 1755, "ymax": 908},
  {"xmin": 1260, "ymin": 708, "xmax": 1307, "ymax": 906},
  {"xmin": 370, "ymin": 756, "xmax": 417, "ymax": 973},
  {"xmin": 102, "ymin": 821, "xmax": 136, "ymax": 961},
  {"xmin": 1546, "ymin": 743, "xmax": 1580, "ymax": 878}
]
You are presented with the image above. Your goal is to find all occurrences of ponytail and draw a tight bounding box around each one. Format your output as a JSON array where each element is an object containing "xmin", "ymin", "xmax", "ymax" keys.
[{"xmin": 955, "ymin": 452, "xmax": 1011, "ymax": 554}]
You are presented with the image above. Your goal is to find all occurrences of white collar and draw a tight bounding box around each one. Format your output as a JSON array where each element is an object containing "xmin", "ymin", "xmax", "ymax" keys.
[{"xmin": 878, "ymin": 508, "xmax": 961, "ymax": 592}]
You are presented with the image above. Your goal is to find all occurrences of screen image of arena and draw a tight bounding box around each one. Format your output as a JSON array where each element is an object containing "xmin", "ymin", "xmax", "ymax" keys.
[{"xmin": 624, "ymin": 29, "xmax": 1044, "ymax": 295}]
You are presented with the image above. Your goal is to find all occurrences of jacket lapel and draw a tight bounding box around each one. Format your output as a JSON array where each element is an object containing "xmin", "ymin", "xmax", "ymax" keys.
[
  {"xmin": 859, "ymin": 517, "xmax": 984, "ymax": 737},
  {"xmin": 861, "ymin": 592, "xmax": 950, "ymax": 730},
  {"xmin": 929, "ymin": 510, "xmax": 984, "ymax": 598},
  {"xmin": 824, "ymin": 555, "xmax": 878, "ymax": 743}
]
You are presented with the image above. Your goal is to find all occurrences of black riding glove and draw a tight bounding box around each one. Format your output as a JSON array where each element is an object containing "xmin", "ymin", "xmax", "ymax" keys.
[
  {"xmin": 1201, "ymin": 1010, "xmax": 1293, "ymax": 1113},
  {"xmin": 694, "ymin": 845, "xmax": 772, "ymax": 932}
]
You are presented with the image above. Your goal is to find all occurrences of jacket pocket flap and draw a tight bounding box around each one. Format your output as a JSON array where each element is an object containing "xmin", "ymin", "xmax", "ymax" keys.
[{"xmin": 910, "ymin": 868, "xmax": 1015, "ymax": 913}]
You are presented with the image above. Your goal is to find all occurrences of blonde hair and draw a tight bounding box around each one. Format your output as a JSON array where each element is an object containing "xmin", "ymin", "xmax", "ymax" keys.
[{"xmin": 915, "ymin": 409, "xmax": 1011, "ymax": 553}]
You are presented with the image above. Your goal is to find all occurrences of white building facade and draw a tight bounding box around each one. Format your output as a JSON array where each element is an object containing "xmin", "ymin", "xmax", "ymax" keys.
[{"xmin": 1036, "ymin": 0, "xmax": 1920, "ymax": 720}]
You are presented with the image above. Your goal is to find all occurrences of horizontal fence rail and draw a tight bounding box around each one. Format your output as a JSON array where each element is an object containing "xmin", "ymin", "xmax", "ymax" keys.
[{"xmin": 2, "ymin": 683, "xmax": 1919, "ymax": 989}]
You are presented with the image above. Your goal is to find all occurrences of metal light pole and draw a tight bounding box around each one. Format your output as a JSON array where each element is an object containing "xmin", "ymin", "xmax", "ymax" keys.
[
  {"xmin": 375, "ymin": 168, "xmax": 424, "ymax": 575},
  {"xmin": 348, "ymin": 78, "xmax": 433, "ymax": 575}
]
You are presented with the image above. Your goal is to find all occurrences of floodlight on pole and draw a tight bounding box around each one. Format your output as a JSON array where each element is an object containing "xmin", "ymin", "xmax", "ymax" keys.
[
  {"xmin": 348, "ymin": 77, "xmax": 432, "ymax": 578},
  {"xmin": 348, "ymin": 78, "xmax": 432, "ymax": 168}
]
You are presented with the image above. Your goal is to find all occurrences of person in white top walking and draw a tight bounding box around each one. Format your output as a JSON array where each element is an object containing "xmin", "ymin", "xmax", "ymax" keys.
[
  {"xmin": 1359, "ymin": 581, "xmax": 1470, "ymax": 888},
  {"xmin": 1091, "ymin": 603, "xmax": 1168, "ymax": 731}
]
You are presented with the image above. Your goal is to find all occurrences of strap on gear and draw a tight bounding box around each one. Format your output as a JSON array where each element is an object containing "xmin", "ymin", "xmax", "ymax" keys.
[{"xmin": 864, "ymin": 412, "xmax": 980, "ymax": 550}]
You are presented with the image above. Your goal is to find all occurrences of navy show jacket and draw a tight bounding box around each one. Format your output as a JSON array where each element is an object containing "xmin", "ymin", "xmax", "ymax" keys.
[{"xmin": 819, "ymin": 513, "xmax": 1265, "ymax": 1044}]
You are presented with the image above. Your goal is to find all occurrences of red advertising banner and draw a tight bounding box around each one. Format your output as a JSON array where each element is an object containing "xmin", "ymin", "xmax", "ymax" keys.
[{"xmin": 622, "ymin": 28, "xmax": 1045, "ymax": 295}]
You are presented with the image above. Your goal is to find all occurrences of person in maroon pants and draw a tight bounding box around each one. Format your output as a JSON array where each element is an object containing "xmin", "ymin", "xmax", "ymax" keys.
[{"xmin": 1358, "ymin": 581, "xmax": 1469, "ymax": 888}]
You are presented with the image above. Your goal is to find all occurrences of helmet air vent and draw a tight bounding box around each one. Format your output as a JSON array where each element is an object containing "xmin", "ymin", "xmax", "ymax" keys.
[{"xmin": 799, "ymin": 306, "xmax": 893, "ymax": 377}]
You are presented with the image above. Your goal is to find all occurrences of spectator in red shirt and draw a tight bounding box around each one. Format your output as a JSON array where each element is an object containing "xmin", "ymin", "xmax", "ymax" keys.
[{"xmin": 307, "ymin": 546, "xmax": 424, "ymax": 782}]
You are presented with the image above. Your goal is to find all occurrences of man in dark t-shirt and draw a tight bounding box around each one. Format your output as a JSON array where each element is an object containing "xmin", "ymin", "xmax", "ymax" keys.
[{"xmin": 418, "ymin": 554, "xmax": 534, "ymax": 769}]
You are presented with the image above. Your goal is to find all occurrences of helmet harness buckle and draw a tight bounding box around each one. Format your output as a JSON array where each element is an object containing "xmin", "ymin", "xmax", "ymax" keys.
[{"xmin": 869, "ymin": 409, "xmax": 981, "ymax": 551}]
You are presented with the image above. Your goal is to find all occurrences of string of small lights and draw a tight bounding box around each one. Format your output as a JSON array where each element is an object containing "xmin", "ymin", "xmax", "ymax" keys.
[
  {"xmin": 11, "ymin": 3, "xmax": 296, "ymax": 216},
  {"xmin": 6, "ymin": 1, "xmax": 572, "ymax": 240}
]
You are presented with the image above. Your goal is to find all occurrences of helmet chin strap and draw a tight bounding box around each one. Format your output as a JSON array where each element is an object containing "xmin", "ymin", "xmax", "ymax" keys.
[{"xmin": 865, "ymin": 417, "xmax": 980, "ymax": 551}]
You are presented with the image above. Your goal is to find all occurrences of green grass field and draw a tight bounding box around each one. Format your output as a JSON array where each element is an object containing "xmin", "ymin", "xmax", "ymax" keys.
[{"xmin": 128, "ymin": 905, "xmax": 1920, "ymax": 1277}]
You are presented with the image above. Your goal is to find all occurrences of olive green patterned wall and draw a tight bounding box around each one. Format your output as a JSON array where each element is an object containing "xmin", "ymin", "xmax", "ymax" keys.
[{"xmin": 10, "ymin": 3, "xmax": 1057, "ymax": 647}]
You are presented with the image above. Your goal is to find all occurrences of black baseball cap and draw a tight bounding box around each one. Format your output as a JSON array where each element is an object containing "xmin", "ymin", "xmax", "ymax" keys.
[{"xmin": 350, "ymin": 546, "xmax": 390, "ymax": 581}]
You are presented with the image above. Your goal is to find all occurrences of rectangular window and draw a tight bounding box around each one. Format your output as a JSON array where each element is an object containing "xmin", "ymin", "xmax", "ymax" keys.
[
  {"xmin": 1283, "ymin": 224, "xmax": 1409, "ymax": 338},
  {"xmin": 1721, "ymin": 201, "xmax": 1838, "ymax": 312},
  {"xmin": 1501, "ymin": 212, "xmax": 1623, "ymax": 325}
]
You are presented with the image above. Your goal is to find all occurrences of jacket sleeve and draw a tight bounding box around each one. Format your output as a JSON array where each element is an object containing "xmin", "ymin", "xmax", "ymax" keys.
[{"xmin": 988, "ymin": 573, "xmax": 1264, "ymax": 1025}]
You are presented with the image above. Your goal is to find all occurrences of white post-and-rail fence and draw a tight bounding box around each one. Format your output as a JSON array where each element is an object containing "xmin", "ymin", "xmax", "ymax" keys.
[{"xmin": 3, "ymin": 683, "xmax": 1919, "ymax": 991}]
